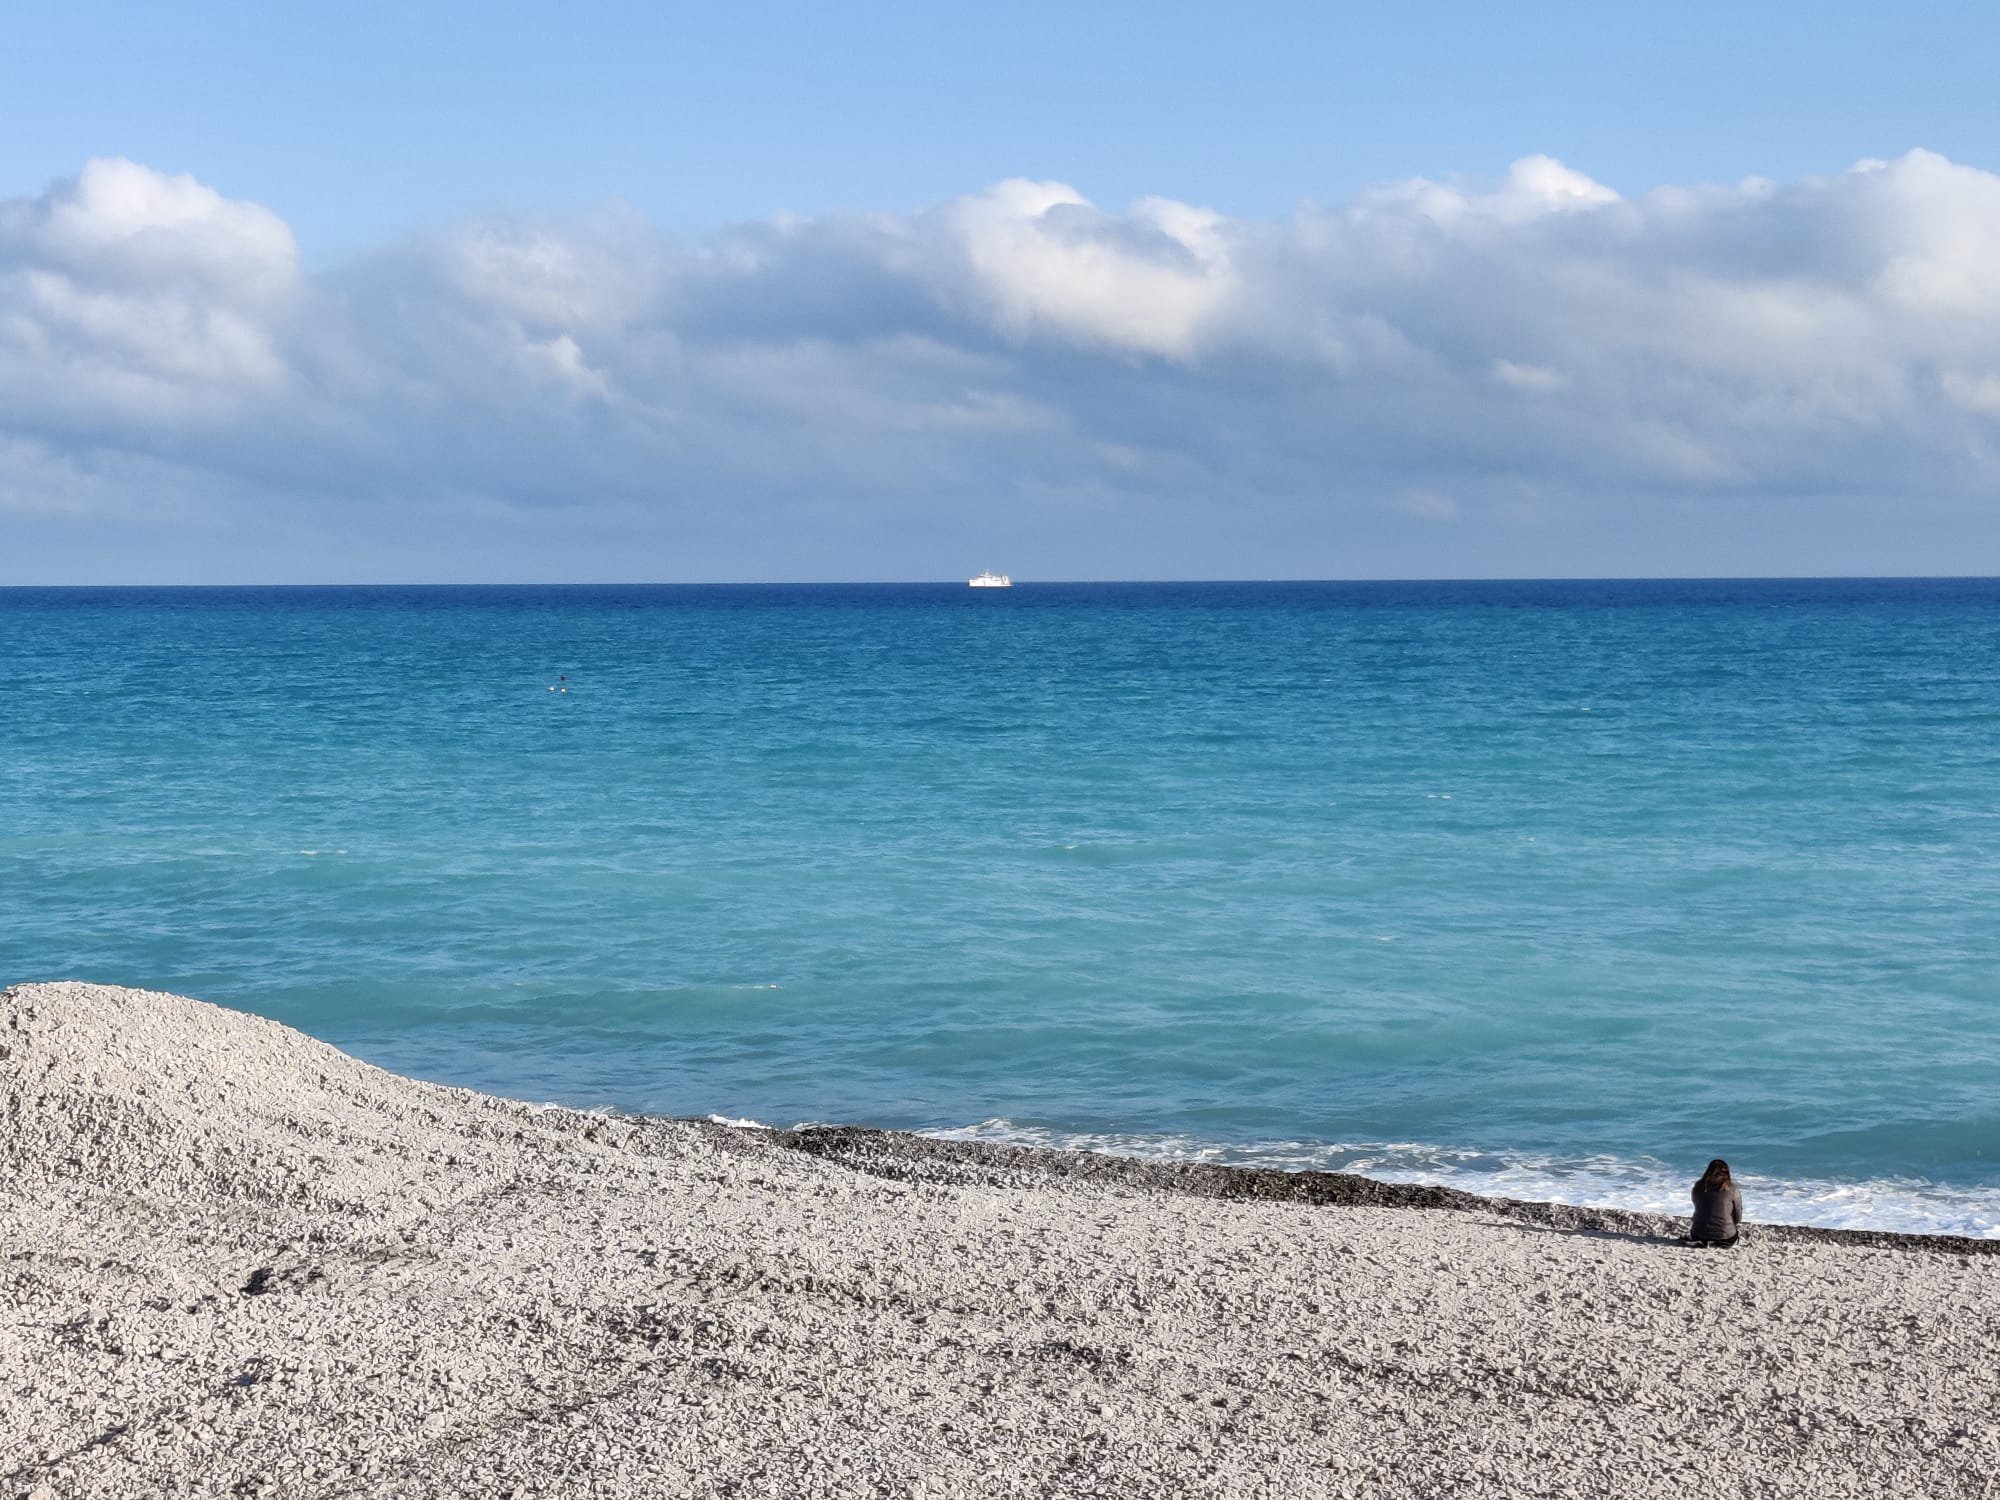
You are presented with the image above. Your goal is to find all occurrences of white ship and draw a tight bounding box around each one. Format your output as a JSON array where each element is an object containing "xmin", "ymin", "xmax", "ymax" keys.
[{"xmin": 968, "ymin": 570, "xmax": 1013, "ymax": 588}]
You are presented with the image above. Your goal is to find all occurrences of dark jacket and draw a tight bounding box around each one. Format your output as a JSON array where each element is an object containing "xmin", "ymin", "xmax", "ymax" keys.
[{"xmin": 1690, "ymin": 1182, "xmax": 1743, "ymax": 1242}]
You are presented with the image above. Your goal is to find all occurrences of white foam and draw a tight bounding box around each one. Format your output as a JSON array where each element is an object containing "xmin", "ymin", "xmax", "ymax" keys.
[
  {"xmin": 705, "ymin": 1113, "xmax": 767, "ymax": 1129},
  {"xmin": 924, "ymin": 1120, "xmax": 2000, "ymax": 1239}
]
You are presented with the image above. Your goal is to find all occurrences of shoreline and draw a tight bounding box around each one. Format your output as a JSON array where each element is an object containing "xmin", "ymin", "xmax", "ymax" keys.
[
  {"xmin": 8, "ymin": 980, "xmax": 1999, "ymax": 1497},
  {"xmin": 739, "ymin": 1122, "xmax": 2000, "ymax": 1258}
]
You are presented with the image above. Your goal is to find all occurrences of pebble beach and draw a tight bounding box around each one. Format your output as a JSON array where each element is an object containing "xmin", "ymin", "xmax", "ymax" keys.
[{"xmin": 5, "ymin": 981, "xmax": 1997, "ymax": 1498}]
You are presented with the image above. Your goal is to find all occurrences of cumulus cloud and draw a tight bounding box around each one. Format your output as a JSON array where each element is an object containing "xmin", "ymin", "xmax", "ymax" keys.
[
  {"xmin": 931, "ymin": 179, "xmax": 1236, "ymax": 357},
  {"xmin": 4, "ymin": 151, "xmax": 2000, "ymax": 580}
]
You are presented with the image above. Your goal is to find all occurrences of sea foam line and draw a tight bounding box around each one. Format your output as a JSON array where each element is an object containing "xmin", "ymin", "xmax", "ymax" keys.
[{"xmin": 924, "ymin": 1120, "xmax": 2000, "ymax": 1240}]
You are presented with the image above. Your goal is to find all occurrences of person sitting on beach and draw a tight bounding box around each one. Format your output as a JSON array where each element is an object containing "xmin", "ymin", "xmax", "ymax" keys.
[{"xmin": 1687, "ymin": 1158, "xmax": 1743, "ymax": 1248}]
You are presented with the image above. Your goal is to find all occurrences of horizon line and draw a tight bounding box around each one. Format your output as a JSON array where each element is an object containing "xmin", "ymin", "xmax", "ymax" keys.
[{"xmin": 5, "ymin": 574, "xmax": 2000, "ymax": 590}]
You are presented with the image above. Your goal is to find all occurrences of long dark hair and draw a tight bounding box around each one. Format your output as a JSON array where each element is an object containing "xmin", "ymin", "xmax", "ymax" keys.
[{"xmin": 1696, "ymin": 1158, "xmax": 1733, "ymax": 1193}]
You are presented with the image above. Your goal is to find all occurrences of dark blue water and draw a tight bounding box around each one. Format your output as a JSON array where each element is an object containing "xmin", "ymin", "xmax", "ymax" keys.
[{"xmin": 6, "ymin": 579, "xmax": 1999, "ymax": 1232}]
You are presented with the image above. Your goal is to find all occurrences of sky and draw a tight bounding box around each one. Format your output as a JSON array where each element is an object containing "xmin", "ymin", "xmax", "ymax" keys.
[{"xmin": 4, "ymin": 1, "xmax": 2000, "ymax": 582}]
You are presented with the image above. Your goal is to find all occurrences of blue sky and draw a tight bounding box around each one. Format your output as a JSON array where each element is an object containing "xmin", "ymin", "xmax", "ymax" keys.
[
  {"xmin": 4, "ymin": 2, "xmax": 2000, "ymax": 581},
  {"xmin": 13, "ymin": 2, "xmax": 1998, "ymax": 254}
]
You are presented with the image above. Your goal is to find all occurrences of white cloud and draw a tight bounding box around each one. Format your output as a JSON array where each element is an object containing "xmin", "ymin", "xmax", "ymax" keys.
[
  {"xmin": 437, "ymin": 208, "xmax": 664, "ymax": 332},
  {"xmin": 5, "ymin": 150, "xmax": 2000, "ymax": 580},
  {"xmin": 933, "ymin": 178, "xmax": 1236, "ymax": 358},
  {"xmin": 0, "ymin": 158, "xmax": 301, "ymax": 438},
  {"xmin": 7, "ymin": 156, "xmax": 298, "ymax": 296},
  {"xmin": 1490, "ymin": 359, "xmax": 1567, "ymax": 392},
  {"xmin": 1495, "ymin": 154, "xmax": 1622, "ymax": 215},
  {"xmin": 1350, "ymin": 154, "xmax": 1620, "ymax": 228}
]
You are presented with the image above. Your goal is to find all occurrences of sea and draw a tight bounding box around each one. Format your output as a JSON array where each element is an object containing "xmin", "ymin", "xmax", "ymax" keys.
[{"xmin": 5, "ymin": 579, "xmax": 1999, "ymax": 1236}]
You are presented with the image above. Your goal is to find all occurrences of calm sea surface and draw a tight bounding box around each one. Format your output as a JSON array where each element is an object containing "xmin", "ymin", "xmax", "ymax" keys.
[{"xmin": 5, "ymin": 580, "xmax": 1999, "ymax": 1234}]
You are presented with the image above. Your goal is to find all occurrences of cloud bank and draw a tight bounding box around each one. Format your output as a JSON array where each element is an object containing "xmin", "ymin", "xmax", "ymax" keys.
[{"xmin": 4, "ymin": 151, "xmax": 2000, "ymax": 580}]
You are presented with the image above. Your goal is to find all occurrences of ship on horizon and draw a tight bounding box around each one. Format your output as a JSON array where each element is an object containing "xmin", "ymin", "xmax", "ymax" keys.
[{"xmin": 968, "ymin": 571, "xmax": 1012, "ymax": 588}]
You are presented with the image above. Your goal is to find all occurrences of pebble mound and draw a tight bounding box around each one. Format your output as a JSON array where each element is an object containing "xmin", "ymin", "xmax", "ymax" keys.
[{"xmin": 4, "ymin": 981, "xmax": 1996, "ymax": 1498}]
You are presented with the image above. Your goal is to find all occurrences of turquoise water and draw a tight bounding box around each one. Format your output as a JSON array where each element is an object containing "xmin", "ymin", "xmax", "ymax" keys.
[{"xmin": 6, "ymin": 580, "xmax": 1999, "ymax": 1234}]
